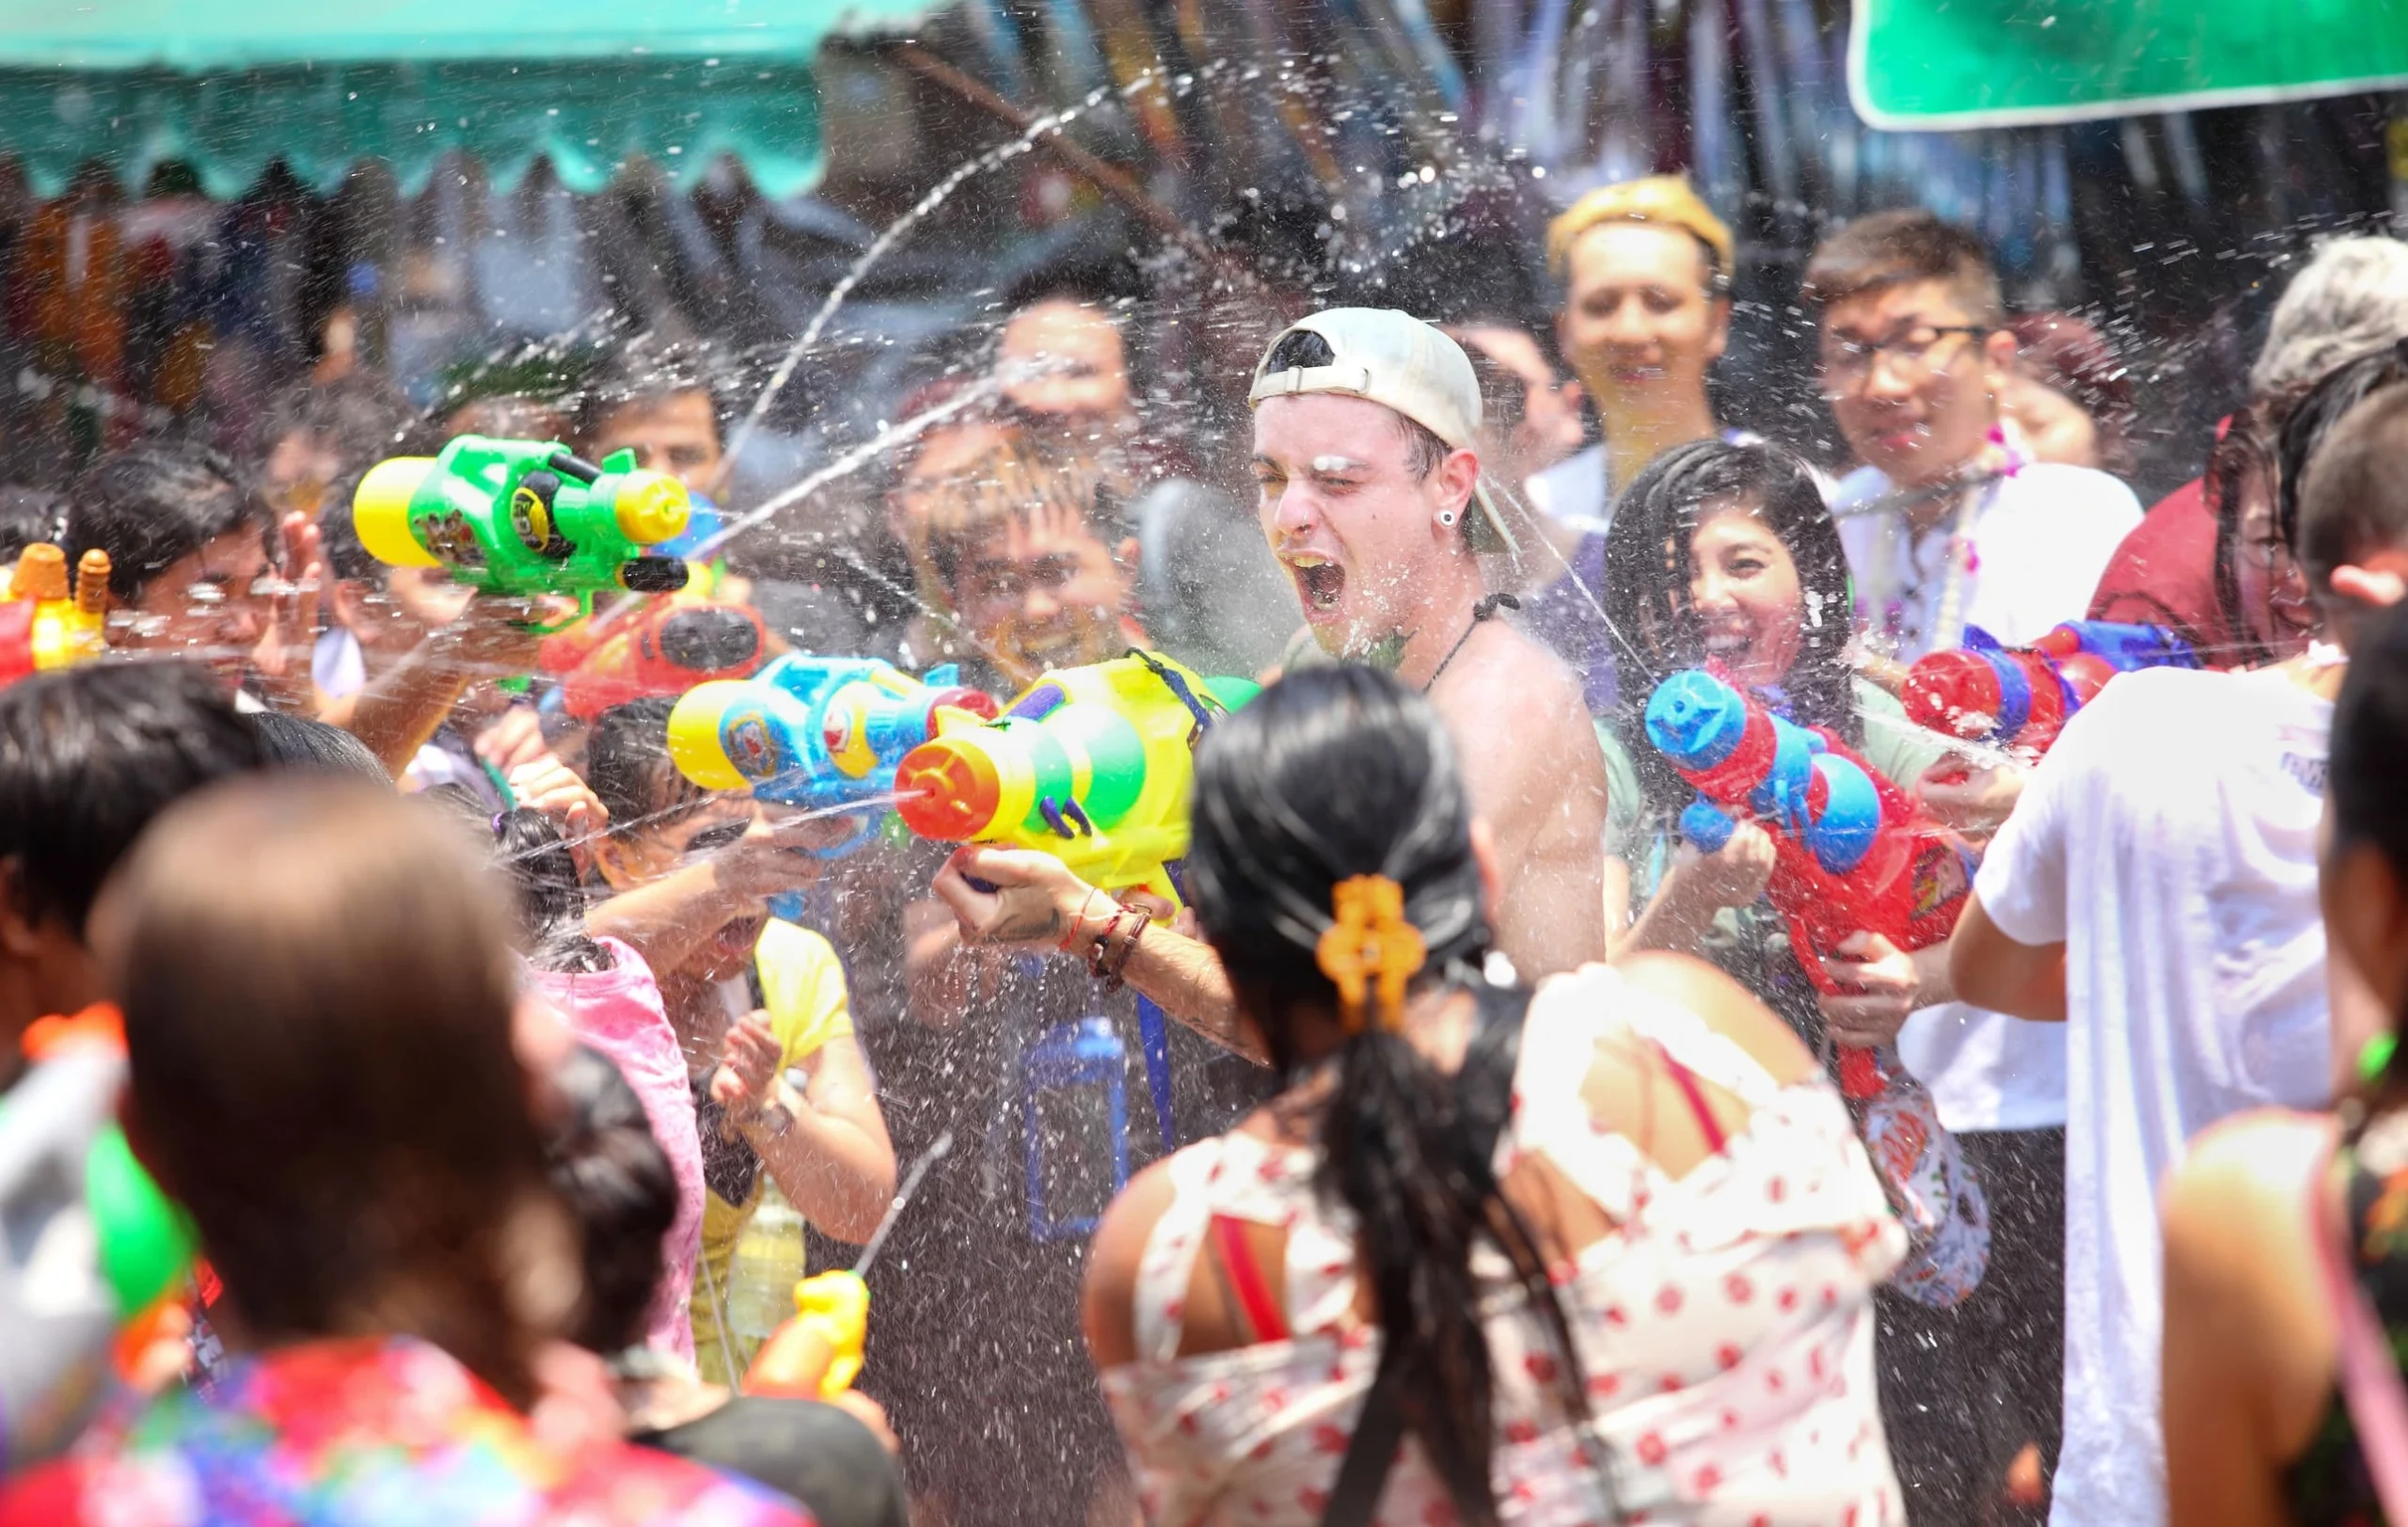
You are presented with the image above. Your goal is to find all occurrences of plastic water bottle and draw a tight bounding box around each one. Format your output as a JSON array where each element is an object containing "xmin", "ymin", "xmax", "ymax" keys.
[{"xmin": 1021, "ymin": 1018, "xmax": 1130, "ymax": 1242}]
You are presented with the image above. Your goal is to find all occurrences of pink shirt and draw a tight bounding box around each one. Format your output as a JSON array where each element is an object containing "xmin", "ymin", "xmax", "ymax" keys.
[{"xmin": 528, "ymin": 937, "xmax": 703, "ymax": 1363}]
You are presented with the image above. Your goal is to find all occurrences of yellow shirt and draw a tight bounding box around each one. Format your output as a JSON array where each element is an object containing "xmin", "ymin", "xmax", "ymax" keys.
[{"xmin": 688, "ymin": 918, "xmax": 854, "ymax": 1382}]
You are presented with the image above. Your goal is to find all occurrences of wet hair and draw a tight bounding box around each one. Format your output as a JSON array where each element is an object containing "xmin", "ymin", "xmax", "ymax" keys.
[
  {"xmin": 313, "ymin": 465, "xmax": 390, "ymax": 589},
  {"xmin": 446, "ymin": 392, "xmax": 572, "ymax": 445},
  {"xmin": 62, "ymin": 442, "xmax": 276, "ymax": 606},
  {"xmin": 547, "ymin": 1042, "xmax": 678, "ymax": 1356},
  {"xmin": 588, "ymin": 697, "xmax": 705, "ymax": 840},
  {"xmin": 251, "ymin": 373, "xmax": 415, "ymax": 477},
  {"xmin": 2251, "ymin": 236, "xmax": 2408, "ymax": 399},
  {"xmin": 2277, "ymin": 342, "xmax": 2408, "ymax": 577},
  {"xmin": 1182, "ymin": 666, "xmax": 1591, "ymax": 1526},
  {"xmin": 247, "ymin": 712, "xmax": 391, "ymax": 784},
  {"xmin": 1259, "ymin": 328, "xmax": 1450, "ymax": 480},
  {"xmin": 2206, "ymin": 406, "xmax": 2283, "ymax": 667},
  {"xmin": 2008, "ymin": 312, "xmax": 2134, "ymax": 471},
  {"xmin": 0, "ymin": 662, "xmax": 263, "ymax": 937},
  {"xmin": 416, "ymin": 786, "xmax": 611, "ymax": 974},
  {"xmin": 2298, "ymin": 382, "xmax": 2408, "ymax": 611},
  {"xmin": 1602, "ymin": 438, "xmax": 1860, "ymax": 819},
  {"xmin": 106, "ymin": 779, "xmax": 571, "ymax": 1409},
  {"xmin": 1802, "ymin": 210, "xmax": 2004, "ymax": 329}
]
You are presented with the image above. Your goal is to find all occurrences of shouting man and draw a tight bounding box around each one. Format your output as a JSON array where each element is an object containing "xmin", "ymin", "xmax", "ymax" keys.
[{"xmin": 936, "ymin": 309, "xmax": 1608, "ymax": 1051}]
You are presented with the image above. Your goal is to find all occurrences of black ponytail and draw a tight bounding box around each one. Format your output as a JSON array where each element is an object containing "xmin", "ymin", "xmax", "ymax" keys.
[{"xmin": 1184, "ymin": 666, "xmax": 1596, "ymax": 1525}]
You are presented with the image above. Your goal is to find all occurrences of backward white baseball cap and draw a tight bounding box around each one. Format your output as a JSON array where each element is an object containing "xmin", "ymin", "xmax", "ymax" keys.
[{"xmin": 1247, "ymin": 307, "xmax": 1519, "ymax": 555}]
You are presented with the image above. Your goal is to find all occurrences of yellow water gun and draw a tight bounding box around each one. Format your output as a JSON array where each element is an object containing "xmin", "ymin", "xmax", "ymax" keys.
[{"xmin": 893, "ymin": 650, "xmax": 1259, "ymax": 906}]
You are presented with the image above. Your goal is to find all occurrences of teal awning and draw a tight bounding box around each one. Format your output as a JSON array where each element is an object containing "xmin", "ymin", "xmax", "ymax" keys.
[
  {"xmin": 1851, "ymin": 0, "xmax": 2408, "ymax": 129},
  {"xmin": 0, "ymin": 1, "xmax": 937, "ymax": 199}
]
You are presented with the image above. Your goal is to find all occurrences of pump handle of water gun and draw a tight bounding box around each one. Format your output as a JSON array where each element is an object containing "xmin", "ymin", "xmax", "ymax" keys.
[{"xmin": 743, "ymin": 1269, "xmax": 869, "ymax": 1399}]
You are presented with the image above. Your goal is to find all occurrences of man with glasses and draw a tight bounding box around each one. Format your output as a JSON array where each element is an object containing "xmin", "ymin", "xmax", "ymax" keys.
[
  {"xmin": 1808, "ymin": 211, "xmax": 2142, "ymax": 665},
  {"xmin": 1804, "ymin": 211, "xmax": 2140, "ymax": 1527}
]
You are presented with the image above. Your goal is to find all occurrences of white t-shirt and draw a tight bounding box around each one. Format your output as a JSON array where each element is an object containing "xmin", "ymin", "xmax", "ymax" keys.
[
  {"xmin": 1974, "ymin": 663, "xmax": 2333, "ymax": 1527},
  {"xmin": 1834, "ymin": 461, "xmax": 2144, "ymax": 661},
  {"xmin": 1838, "ymin": 459, "xmax": 2141, "ymax": 1136}
]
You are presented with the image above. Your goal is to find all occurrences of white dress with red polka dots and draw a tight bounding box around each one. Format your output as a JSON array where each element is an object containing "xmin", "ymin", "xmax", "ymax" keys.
[{"xmin": 1099, "ymin": 962, "xmax": 1909, "ymax": 1527}]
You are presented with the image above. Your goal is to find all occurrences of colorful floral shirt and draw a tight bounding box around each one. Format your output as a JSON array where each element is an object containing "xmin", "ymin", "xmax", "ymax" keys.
[{"xmin": 0, "ymin": 1335, "xmax": 810, "ymax": 1527}]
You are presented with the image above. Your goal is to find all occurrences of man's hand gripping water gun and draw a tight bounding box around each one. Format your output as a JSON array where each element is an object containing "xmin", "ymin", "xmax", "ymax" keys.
[
  {"xmin": 892, "ymin": 649, "xmax": 1260, "ymax": 909},
  {"xmin": 1645, "ymin": 669, "xmax": 1976, "ymax": 1099},
  {"xmin": 351, "ymin": 436, "xmax": 692, "ymax": 630},
  {"xmin": 1901, "ymin": 619, "xmax": 2199, "ymax": 761},
  {"xmin": 668, "ymin": 657, "xmax": 999, "ymax": 918}
]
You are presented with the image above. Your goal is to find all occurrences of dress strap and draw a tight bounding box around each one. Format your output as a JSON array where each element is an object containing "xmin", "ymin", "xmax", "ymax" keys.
[
  {"xmin": 1209, "ymin": 1214, "xmax": 1291, "ymax": 1344},
  {"xmin": 1656, "ymin": 1040, "xmax": 1730, "ymax": 1153},
  {"xmin": 1615, "ymin": 988, "xmax": 1783, "ymax": 1108}
]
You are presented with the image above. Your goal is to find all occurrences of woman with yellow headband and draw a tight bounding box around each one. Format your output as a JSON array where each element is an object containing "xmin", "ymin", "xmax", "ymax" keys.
[{"xmin": 1081, "ymin": 665, "xmax": 1911, "ymax": 1526}]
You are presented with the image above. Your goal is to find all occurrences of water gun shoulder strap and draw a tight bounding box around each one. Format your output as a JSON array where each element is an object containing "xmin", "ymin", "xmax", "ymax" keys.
[{"xmin": 1320, "ymin": 982, "xmax": 1529, "ymax": 1527}]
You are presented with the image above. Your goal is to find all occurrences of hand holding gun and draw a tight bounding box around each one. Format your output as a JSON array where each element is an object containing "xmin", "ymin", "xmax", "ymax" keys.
[{"xmin": 351, "ymin": 436, "xmax": 692, "ymax": 630}]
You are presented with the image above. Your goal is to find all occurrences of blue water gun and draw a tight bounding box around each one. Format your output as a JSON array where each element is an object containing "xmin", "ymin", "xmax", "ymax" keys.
[{"xmin": 667, "ymin": 656, "xmax": 999, "ymax": 917}]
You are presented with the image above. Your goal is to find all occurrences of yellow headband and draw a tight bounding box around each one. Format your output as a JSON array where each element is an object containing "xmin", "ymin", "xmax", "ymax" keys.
[
  {"xmin": 1546, "ymin": 175, "xmax": 1735, "ymax": 287},
  {"xmin": 1314, "ymin": 875, "xmax": 1428, "ymax": 1035}
]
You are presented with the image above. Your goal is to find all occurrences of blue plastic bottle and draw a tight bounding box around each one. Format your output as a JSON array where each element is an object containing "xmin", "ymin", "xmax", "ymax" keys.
[{"xmin": 1021, "ymin": 1018, "xmax": 1131, "ymax": 1243}]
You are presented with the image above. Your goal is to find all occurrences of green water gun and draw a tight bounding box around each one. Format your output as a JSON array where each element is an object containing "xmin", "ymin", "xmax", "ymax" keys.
[{"xmin": 351, "ymin": 436, "xmax": 692, "ymax": 628}]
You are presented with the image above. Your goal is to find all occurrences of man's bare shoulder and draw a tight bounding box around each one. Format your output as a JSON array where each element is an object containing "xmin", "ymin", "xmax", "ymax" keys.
[{"xmin": 1434, "ymin": 619, "xmax": 1592, "ymax": 738}]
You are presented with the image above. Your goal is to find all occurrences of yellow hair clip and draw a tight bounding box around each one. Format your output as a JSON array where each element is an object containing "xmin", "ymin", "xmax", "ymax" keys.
[{"xmin": 1314, "ymin": 874, "xmax": 1427, "ymax": 1034}]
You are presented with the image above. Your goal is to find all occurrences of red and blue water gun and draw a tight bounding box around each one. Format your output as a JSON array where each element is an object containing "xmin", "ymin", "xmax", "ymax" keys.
[
  {"xmin": 1901, "ymin": 620, "xmax": 2198, "ymax": 758},
  {"xmin": 1646, "ymin": 669, "xmax": 1976, "ymax": 1097}
]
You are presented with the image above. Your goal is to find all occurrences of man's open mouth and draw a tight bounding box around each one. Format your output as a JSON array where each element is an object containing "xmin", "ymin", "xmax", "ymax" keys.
[{"xmin": 1286, "ymin": 551, "xmax": 1346, "ymax": 612}]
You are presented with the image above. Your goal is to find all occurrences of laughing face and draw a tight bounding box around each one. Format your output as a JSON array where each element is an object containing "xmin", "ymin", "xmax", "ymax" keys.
[
  {"xmin": 1820, "ymin": 278, "xmax": 2009, "ymax": 489},
  {"xmin": 946, "ymin": 501, "xmax": 1135, "ymax": 685},
  {"xmin": 1557, "ymin": 221, "xmax": 1728, "ymax": 415},
  {"xmin": 1686, "ymin": 501, "xmax": 1806, "ymax": 689},
  {"xmin": 1252, "ymin": 392, "xmax": 1471, "ymax": 659}
]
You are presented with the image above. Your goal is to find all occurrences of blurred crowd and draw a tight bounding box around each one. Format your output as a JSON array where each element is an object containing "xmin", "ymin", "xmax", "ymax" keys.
[{"xmin": 0, "ymin": 173, "xmax": 2406, "ymax": 1527}]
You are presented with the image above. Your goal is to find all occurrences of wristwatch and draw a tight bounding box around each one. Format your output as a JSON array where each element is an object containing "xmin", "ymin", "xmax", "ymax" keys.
[{"xmin": 748, "ymin": 1077, "xmax": 804, "ymax": 1140}]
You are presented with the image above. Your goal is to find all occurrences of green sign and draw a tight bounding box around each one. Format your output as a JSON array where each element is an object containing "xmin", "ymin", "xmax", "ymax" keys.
[{"xmin": 1851, "ymin": 0, "xmax": 2408, "ymax": 129}]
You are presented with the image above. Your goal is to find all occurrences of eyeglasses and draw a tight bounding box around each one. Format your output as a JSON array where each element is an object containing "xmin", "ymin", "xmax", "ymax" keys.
[{"xmin": 1819, "ymin": 326, "xmax": 1989, "ymax": 394}]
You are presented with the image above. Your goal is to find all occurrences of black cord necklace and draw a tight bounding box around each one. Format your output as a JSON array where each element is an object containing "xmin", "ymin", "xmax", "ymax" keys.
[{"xmin": 1422, "ymin": 592, "xmax": 1519, "ymax": 692}]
